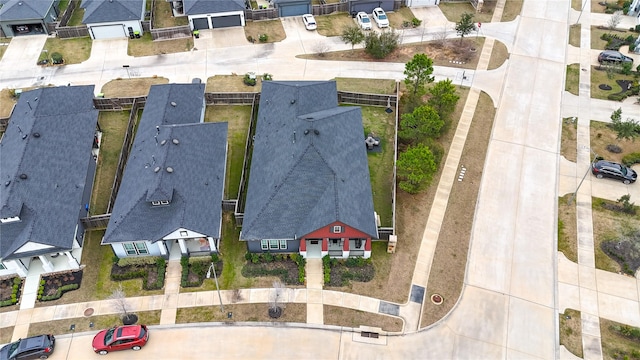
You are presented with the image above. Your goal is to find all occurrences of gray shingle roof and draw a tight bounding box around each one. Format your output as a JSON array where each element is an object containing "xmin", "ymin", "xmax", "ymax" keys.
[
  {"xmin": 102, "ymin": 84, "xmax": 228, "ymax": 245},
  {"xmin": 81, "ymin": 0, "xmax": 144, "ymax": 23},
  {"xmin": 241, "ymin": 81, "xmax": 378, "ymax": 241},
  {"xmin": 0, "ymin": 0, "xmax": 53, "ymax": 21},
  {"xmin": 0, "ymin": 85, "xmax": 99, "ymax": 260},
  {"xmin": 183, "ymin": 0, "xmax": 246, "ymax": 15}
]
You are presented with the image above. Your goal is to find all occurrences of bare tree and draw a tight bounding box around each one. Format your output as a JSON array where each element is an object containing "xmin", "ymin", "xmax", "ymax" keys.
[
  {"xmin": 608, "ymin": 11, "xmax": 622, "ymax": 31},
  {"xmin": 313, "ymin": 41, "xmax": 330, "ymax": 57},
  {"xmin": 432, "ymin": 25, "xmax": 449, "ymax": 47},
  {"xmin": 231, "ymin": 288, "xmax": 243, "ymax": 303},
  {"xmin": 109, "ymin": 285, "xmax": 136, "ymax": 324},
  {"xmin": 268, "ymin": 280, "xmax": 285, "ymax": 318}
]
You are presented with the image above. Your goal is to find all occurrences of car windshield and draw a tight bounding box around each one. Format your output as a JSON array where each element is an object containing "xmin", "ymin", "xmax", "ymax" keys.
[
  {"xmin": 104, "ymin": 328, "xmax": 116, "ymax": 345},
  {"xmin": 362, "ymin": 17, "xmax": 370, "ymax": 23},
  {"xmin": 6, "ymin": 341, "xmax": 20, "ymax": 358},
  {"xmin": 378, "ymin": 14, "xmax": 387, "ymax": 19}
]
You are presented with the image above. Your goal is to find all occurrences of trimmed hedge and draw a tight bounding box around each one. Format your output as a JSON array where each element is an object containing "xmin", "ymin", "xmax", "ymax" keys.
[
  {"xmin": 111, "ymin": 257, "xmax": 166, "ymax": 290},
  {"xmin": 117, "ymin": 256, "xmax": 159, "ymax": 267},
  {"xmin": 38, "ymin": 283, "xmax": 79, "ymax": 302},
  {"xmin": 622, "ymin": 152, "xmax": 640, "ymax": 166}
]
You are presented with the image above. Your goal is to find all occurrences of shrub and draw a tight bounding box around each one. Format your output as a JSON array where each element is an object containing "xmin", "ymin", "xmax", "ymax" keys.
[
  {"xmin": 622, "ymin": 152, "xmax": 640, "ymax": 166},
  {"xmin": 411, "ymin": 17, "xmax": 422, "ymax": 27},
  {"xmin": 364, "ymin": 31, "xmax": 399, "ymax": 59},
  {"xmin": 211, "ymin": 253, "xmax": 219, "ymax": 263},
  {"xmin": 258, "ymin": 34, "xmax": 268, "ymax": 42},
  {"xmin": 243, "ymin": 74, "xmax": 257, "ymax": 86},
  {"xmin": 245, "ymin": 252, "xmax": 252, "ymax": 261},
  {"xmin": 607, "ymin": 92, "xmax": 627, "ymax": 101},
  {"xmin": 39, "ymin": 283, "xmax": 79, "ymax": 301},
  {"xmin": 13, "ymin": 277, "xmax": 21, "ymax": 285},
  {"xmin": 51, "ymin": 52, "xmax": 63, "ymax": 64},
  {"xmin": 251, "ymin": 253, "xmax": 260, "ymax": 263},
  {"xmin": 0, "ymin": 299, "xmax": 17, "ymax": 307},
  {"xmin": 118, "ymin": 256, "xmax": 158, "ymax": 267},
  {"xmin": 247, "ymin": 35, "xmax": 254, "ymax": 43},
  {"xmin": 264, "ymin": 252, "xmax": 274, "ymax": 262},
  {"xmin": 262, "ymin": 73, "xmax": 273, "ymax": 81}
]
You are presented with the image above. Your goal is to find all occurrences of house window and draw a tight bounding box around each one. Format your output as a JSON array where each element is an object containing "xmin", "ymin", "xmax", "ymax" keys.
[
  {"xmin": 180, "ymin": 231, "xmax": 188, "ymax": 237},
  {"xmin": 279, "ymin": 240, "xmax": 287, "ymax": 249},
  {"xmin": 123, "ymin": 242, "xmax": 149, "ymax": 256},
  {"xmin": 0, "ymin": 263, "xmax": 6, "ymax": 270},
  {"xmin": 269, "ymin": 240, "xmax": 279, "ymax": 250},
  {"xmin": 332, "ymin": 225, "xmax": 342, "ymax": 233},
  {"xmin": 261, "ymin": 240, "xmax": 268, "ymax": 250},
  {"xmin": 151, "ymin": 201, "xmax": 161, "ymax": 206},
  {"xmin": 160, "ymin": 200, "xmax": 170, "ymax": 205}
]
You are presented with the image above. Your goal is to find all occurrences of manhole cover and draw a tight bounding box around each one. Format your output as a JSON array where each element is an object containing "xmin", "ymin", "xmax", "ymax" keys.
[
  {"xmin": 430, "ymin": 294, "xmax": 444, "ymax": 305},
  {"xmin": 599, "ymin": 84, "xmax": 612, "ymax": 91},
  {"xmin": 84, "ymin": 308, "xmax": 94, "ymax": 317}
]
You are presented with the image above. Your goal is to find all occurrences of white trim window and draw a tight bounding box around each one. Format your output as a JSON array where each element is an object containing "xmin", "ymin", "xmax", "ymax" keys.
[
  {"xmin": 123, "ymin": 242, "xmax": 149, "ymax": 256},
  {"xmin": 279, "ymin": 240, "xmax": 287, "ymax": 249},
  {"xmin": 0, "ymin": 263, "xmax": 6, "ymax": 270},
  {"xmin": 269, "ymin": 240, "xmax": 279, "ymax": 250},
  {"xmin": 261, "ymin": 240, "xmax": 268, "ymax": 250},
  {"xmin": 332, "ymin": 225, "xmax": 343, "ymax": 233}
]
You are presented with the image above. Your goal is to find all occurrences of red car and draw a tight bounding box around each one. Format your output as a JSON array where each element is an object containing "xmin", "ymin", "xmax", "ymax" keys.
[{"xmin": 92, "ymin": 325, "xmax": 149, "ymax": 355}]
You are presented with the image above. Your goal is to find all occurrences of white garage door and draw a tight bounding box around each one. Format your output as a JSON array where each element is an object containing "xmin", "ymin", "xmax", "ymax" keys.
[
  {"xmin": 407, "ymin": 0, "xmax": 438, "ymax": 6},
  {"xmin": 90, "ymin": 24, "xmax": 126, "ymax": 39}
]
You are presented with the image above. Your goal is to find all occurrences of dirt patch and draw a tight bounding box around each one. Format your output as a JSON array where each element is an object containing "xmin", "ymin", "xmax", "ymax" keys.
[
  {"xmin": 100, "ymin": 77, "xmax": 170, "ymax": 97},
  {"xmin": 325, "ymin": 261, "xmax": 375, "ymax": 287},
  {"xmin": 592, "ymin": 197, "xmax": 640, "ymax": 273},
  {"xmin": 324, "ymin": 305, "xmax": 403, "ymax": 332},
  {"xmin": 561, "ymin": 117, "xmax": 578, "ymax": 162},
  {"xmin": 176, "ymin": 303, "xmax": 307, "ymax": 323},
  {"xmin": 298, "ymin": 38, "xmax": 486, "ymax": 69},
  {"xmin": 242, "ymin": 260, "xmax": 303, "ymax": 286},
  {"xmin": 244, "ymin": 19, "xmax": 286, "ymax": 43},
  {"xmin": 558, "ymin": 195, "xmax": 579, "ymax": 263},
  {"xmin": 600, "ymin": 318, "xmax": 640, "ymax": 360}
]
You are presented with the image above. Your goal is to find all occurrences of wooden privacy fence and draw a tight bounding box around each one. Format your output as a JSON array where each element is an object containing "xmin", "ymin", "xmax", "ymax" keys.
[
  {"xmin": 150, "ymin": 25, "xmax": 191, "ymax": 40},
  {"xmin": 80, "ymin": 214, "xmax": 111, "ymax": 230},
  {"xmin": 338, "ymin": 91, "xmax": 397, "ymax": 107},
  {"xmin": 93, "ymin": 96, "xmax": 146, "ymax": 110},
  {"xmin": 205, "ymin": 92, "xmax": 258, "ymax": 105},
  {"xmin": 245, "ymin": 8, "xmax": 279, "ymax": 21}
]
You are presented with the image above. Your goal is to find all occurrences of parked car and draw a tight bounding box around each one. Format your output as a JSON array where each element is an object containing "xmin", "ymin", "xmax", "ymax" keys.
[
  {"xmin": 356, "ymin": 12, "xmax": 372, "ymax": 30},
  {"xmin": 92, "ymin": 325, "xmax": 149, "ymax": 355},
  {"xmin": 302, "ymin": 14, "xmax": 317, "ymax": 31},
  {"xmin": 372, "ymin": 8, "xmax": 389, "ymax": 28},
  {"xmin": 591, "ymin": 160, "xmax": 637, "ymax": 184},
  {"xmin": 597, "ymin": 50, "xmax": 633, "ymax": 64},
  {"xmin": 0, "ymin": 334, "xmax": 55, "ymax": 360}
]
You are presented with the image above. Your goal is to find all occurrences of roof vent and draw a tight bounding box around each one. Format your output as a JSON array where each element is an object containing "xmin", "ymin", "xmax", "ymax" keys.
[
  {"xmin": 170, "ymin": 102, "xmax": 177, "ymax": 107},
  {"xmin": 33, "ymin": 132, "xmax": 40, "ymax": 138},
  {"xmin": 154, "ymin": 166, "xmax": 161, "ymax": 173},
  {"xmin": 4, "ymin": 180, "xmax": 10, "ymax": 186},
  {"xmin": 160, "ymin": 139, "xmax": 167, "ymax": 145},
  {"xmin": 172, "ymin": 138, "xmax": 179, "ymax": 145},
  {"xmin": 166, "ymin": 167, "xmax": 174, "ymax": 173},
  {"xmin": 19, "ymin": 174, "xmax": 27, "ymax": 180},
  {"xmin": 290, "ymin": 99, "xmax": 296, "ymax": 104},
  {"xmin": 22, "ymin": 134, "xmax": 27, "ymax": 139},
  {"xmin": 304, "ymin": 129, "xmax": 309, "ymax": 135},
  {"xmin": 314, "ymin": 129, "xmax": 320, "ymax": 135}
]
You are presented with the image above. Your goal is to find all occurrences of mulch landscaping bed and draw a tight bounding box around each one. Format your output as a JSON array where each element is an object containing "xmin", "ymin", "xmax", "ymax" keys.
[
  {"xmin": 241, "ymin": 260, "xmax": 302, "ymax": 285},
  {"xmin": 41, "ymin": 270, "xmax": 83, "ymax": 298},
  {"xmin": 0, "ymin": 276, "xmax": 22, "ymax": 307},
  {"xmin": 326, "ymin": 262, "xmax": 375, "ymax": 288},
  {"xmin": 111, "ymin": 264, "xmax": 162, "ymax": 290}
]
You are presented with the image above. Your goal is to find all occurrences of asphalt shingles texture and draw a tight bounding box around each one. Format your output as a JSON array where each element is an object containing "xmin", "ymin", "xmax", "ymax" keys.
[
  {"xmin": 102, "ymin": 83, "xmax": 228, "ymax": 245},
  {"xmin": 241, "ymin": 81, "xmax": 378, "ymax": 241},
  {"xmin": 183, "ymin": 0, "xmax": 246, "ymax": 15},
  {"xmin": 0, "ymin": 85, "xmax": 98, "ymax": 259},
  {"xmin": 0, "ymin": 0, "xmax": 52, "ymax": 20},
  {"xmin": 81, "ymin": 0, "xmax": 144, "ymax": 23}
]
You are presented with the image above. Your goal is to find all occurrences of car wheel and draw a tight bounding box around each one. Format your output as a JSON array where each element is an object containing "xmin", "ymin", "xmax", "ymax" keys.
[
  {"xmin": 596, "ymin": 174, "xmax": 604, "ymax": 179},
  {"xmin": 99, "ymin": 350, "xmax": 108, "ymax": 355},
  {"xmin": 39, "ymin": 356, "xmax": 48, "ymax": 359},
  {"xmin": 624, "ymin": 179, "xmax": 631, "ymax": 185},
  {"xmin": 132, "ymin": 345, "xmax": 142, "ymax": 351}
]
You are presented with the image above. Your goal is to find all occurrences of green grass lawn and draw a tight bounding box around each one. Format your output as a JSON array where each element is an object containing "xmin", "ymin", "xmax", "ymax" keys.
[
  {"xmin": 128, "ymin": 32, "xmax": 193, "ymax": 57},
  {"xmin": 569, "ymin": 24, "xmax": 581, "ymax": 47},
  {"xmin": 40, "ymin": 37, "xmax": 92, "ymax": 65},
  {"xmin": 360, "ymin": 107, "xmax": 396, "ymax": 227},
  {"xmin": 334, "ymin": 78, "xmax": 397, "ymax": 95},
  {"xmin": 565, "ymin": 63, "xmax": 580, "ymax": 95},
  {"xmin": 153, "ymin": 0, "xmax": 189, "ymax": 28},
  {"xmin": 204, "ymin": 106, "xmax": 251, "ymax": 199},
  {"xmin": 91, "ymin": 111, "xmax": 130, "ymax": 214},
  {"xmin": 590, "ymin": 65, "xmax": 636, "ymax": 100},
  {"xmin": 590, "ymin": 26, "xmax": 636, "ymax": 50},
  {"xmin": 67, "ymin": 7, "xmax": 84, "ymax": 26},
  {"xmin": 219, "ymin": 212, "xmax": 255, "ymax": 290}
]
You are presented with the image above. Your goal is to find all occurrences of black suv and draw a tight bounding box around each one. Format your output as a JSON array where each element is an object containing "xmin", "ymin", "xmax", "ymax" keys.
[
  {"xmin": 0, "ymin": 334, "xmax": 55, "ymax": 360},
  {"xmin": 597, "ymin": 50, "xmax": 634, "ymax": 64},
  {"xmin": 591, "ymin": 160, "xmax": 637, "ymax": 184}
]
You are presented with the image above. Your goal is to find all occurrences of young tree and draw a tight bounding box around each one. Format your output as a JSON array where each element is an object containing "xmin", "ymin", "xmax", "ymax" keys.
[
  {"xmin": 403, "ymin": 53, "xmax": 435, "ymax": 96},
  {"xmin": 427, "ymin": 79, "xmax": 460, "ymax": 122},
  {"xmin": 398, "ymin": 105, "xmax": 444, "ymax": 144},
  {"xmin": 268, "ymin": 280, "xmax": 285, "ymax": 318},
  {"xmin": 611, "ymin": 108, "xmax": 640, "ymax": 141},
  {"xmin": 607, "ymin": 11, "xmax": 622, "ymax": 31},
  {"xmin": 397, "ymin": 144, "xmax": 438, "ymax": 194},
  {"xmin": 364, "ymin": 30, "xmax": 399, "ymax": 59},
  {"xmin": 341, "ymin": 26, "xmax": 365, "ymax": 49},
  {"xmin": 455, "ymin": 13, "xmax": 477, "ymax": 44},
  {"xmin": 109, "ymin": 285, "xmax": 137, "ymax": 325}
]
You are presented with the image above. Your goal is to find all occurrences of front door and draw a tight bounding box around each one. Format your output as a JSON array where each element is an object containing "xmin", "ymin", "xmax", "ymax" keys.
[{"xmin": 306, "ymin": 240, "xmax": 322, "ymax": 258}]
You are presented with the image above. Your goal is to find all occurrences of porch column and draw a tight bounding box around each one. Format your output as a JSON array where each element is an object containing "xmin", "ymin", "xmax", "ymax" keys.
[
  {"xmin": 342, "ymin": 239, "xmax": 349, "ymax": 258},
  {"xmin": 39, "ymin": 255, "xmax": 54, "ymax": 272},
  {"xmin": 364, "ymin": 238, "xmax": 372, "ymax": 259},
  {"xmin": 208, "ymin": 237, "xmax": 218, "ymax": 253},
  {"xmin": 158, "ymin": 241, "xmax": 168, "ymax": 257},
  {"xmin": 13, "ymin": 260, "xmax": 28, "ymax": 277},
  {"xmin": 321, "ymin": 238, "xmax": 328, "ymax": 257},
  {"xmin": 178, "ymin": 239, "xmax": 188, "ymax": 255},
  {"xmin": 65, "ymin": 251, "xmax": 80, "ymax": 269},
  {"xmin": 299, "ymin": 239, "xmax": 307, "ymax": 258}
]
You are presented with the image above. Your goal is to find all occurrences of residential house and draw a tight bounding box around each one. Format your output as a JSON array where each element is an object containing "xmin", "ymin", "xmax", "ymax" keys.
[
  {"xmin": 240, "ymin": 80, "xmax": 378, "ymax": 259},
  {"xmin": 272, "ymin": 0, "xmax": 311, "ymax": 17},
  {"xmin": 171, "ymin": 0, "xmax": 246, "ymax": 30},
  {"xmin": 102, "ymin": 83, "xmax": 228, "ymax": 260},
  {"xmin": 0, "ymin": 0, "xmax": 60, "ymax": 37},
  {"xmin": 348, "ymin": 0, "xmax": 396, "ymax": 14},
  {"xmin": 0, "ymin": 85, "xmax": 99, "ymax": 277},
  {"xmin": 81, "ymin": 0, "xmax": 146, "ymax": 39}
]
